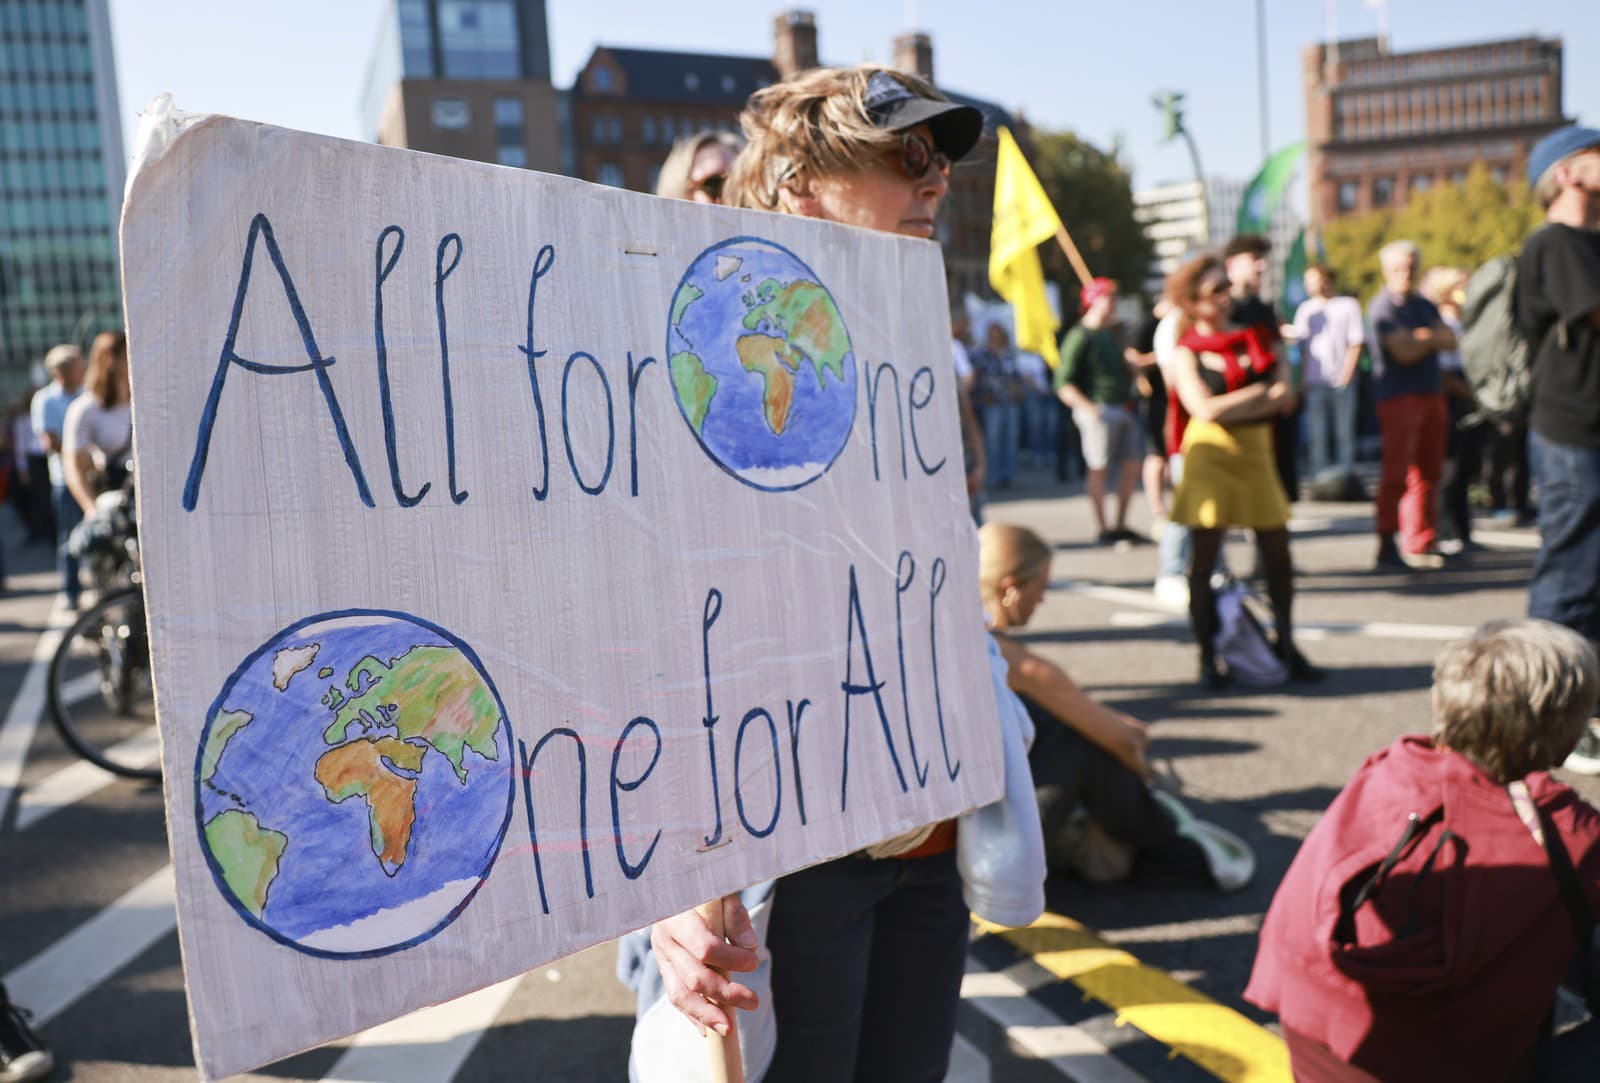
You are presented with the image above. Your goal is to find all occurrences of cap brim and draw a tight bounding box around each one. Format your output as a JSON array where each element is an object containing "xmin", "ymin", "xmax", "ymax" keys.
[{"xmin": 874, "ymin": 97, "xmax": 984, "ymax": 162}]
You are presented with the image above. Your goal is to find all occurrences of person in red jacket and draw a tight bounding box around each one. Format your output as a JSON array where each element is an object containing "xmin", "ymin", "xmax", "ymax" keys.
[{"xmin": 1246, "ymin": 618, "xmax": 1600, "ymax": 1082}]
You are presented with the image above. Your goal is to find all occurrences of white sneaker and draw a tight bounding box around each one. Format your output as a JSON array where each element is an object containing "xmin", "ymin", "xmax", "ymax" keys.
[
  {"xmin": 1153, "ymin": 575, "xmax": 1188, "ymax": 607},
  {"xmin": 1151, "ymin": 791, "xmax": 1255, "ymax": 892}
]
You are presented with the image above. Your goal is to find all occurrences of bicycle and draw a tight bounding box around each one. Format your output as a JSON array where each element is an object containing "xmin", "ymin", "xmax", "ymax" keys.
[{"xmin": 46, "ymin": 475, "xmax": 159, "ymax": 781}]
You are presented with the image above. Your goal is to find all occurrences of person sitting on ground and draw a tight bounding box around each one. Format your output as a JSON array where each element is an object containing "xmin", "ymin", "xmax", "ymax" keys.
[
  {"xmin": 1164, "ymin": 256, "xmax": 1318, "ymax": 688},
  {"xmin": 979, "ymin": 520, "xmax": 1252, "ymax": 890},
  {"xmin": 1056, "ymin": 278, "xmax": 1142, "ymax": 544},
  {"xmin": 653, "ymin": 130, "xmax": 741, "ymax": 204},
  {"xmin": 1246, "ymin": 618, "xmax": 1600, "ymax": 1082}
]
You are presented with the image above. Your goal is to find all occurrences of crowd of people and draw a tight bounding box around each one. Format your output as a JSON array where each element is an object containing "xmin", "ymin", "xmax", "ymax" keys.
[
  {"xmin": 615, "ymin": 71, "xmax": 1600, "ymax": 1083},
  {"xmin": 0, "ymin": 53, "xmax": 1595, "ymax": 1083}
]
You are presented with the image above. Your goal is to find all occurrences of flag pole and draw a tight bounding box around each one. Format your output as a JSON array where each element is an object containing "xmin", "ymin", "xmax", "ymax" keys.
[
  {"xmin": 1053, "ymin": 226, "xmax": 1093, "ymax": 286},
  {"xmin": 695, "ymin": 898, "xmax": 745, "ymax": 1083}
]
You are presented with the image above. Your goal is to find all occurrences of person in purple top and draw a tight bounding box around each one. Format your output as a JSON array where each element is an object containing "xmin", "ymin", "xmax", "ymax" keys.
[
  {"xmin": 1288, "ymin": 264, "xmax": 1364, "ymax": 482},
  {"xmin": 1366, "ymin": 240, "xmax": 1454, "ymax": 569}
]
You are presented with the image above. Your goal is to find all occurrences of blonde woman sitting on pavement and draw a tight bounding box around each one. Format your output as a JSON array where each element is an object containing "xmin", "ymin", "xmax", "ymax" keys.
[{"xmin": 979, "ymin": 521, "xmax": 1253, "ymax": 890}]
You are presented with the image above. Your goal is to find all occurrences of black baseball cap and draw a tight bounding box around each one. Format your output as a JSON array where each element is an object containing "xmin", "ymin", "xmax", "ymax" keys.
[{"xmin": 863, "ymin": 71, "xmax": 984, "ymax": 162}]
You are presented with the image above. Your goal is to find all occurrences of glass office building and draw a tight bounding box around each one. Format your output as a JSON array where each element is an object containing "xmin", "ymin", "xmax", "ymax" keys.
[
  {"xmin": 0, "ymin": 0, "xmax": 126, "ymax": 392},
  {"xmin": 361, "ymin": 0, "xmax": 557, "ymax": 175}
]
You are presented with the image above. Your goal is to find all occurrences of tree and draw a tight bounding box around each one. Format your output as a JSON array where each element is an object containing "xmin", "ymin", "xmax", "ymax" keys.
[
  {"xmin": 1028, "ymin": 131, "xmax": 1153, "ymax": 306},
  {"xmin": 1323, "ymin": 164, "xmax": 1543, "ymax": 303}
]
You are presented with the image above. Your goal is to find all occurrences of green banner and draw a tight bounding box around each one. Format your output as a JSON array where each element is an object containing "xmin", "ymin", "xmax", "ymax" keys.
[{"xmin": 1236, "ymin": 142, "xmax": 1305, "ymax": 237}]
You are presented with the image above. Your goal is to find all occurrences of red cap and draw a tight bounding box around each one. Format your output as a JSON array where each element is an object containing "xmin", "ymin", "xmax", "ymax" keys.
[{"xmin": 1080, "ymin": 277, "xmax": 1118, "ymax": 313}]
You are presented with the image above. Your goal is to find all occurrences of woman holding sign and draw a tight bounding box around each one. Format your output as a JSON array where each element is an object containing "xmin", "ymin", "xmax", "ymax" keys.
[{"xmin": 647, "ymin": 65, "xmax": 993, "ymax": 1082}]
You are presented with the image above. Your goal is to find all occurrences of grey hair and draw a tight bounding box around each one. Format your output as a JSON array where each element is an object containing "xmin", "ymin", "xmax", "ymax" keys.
[
  {"xmin": 1432, "ymin": 618, "xmax": 1600, "ymax": 783},
  {"xmin": 1379, "ymin": 239, "xmax": 1420, "ymax": 267},
  {"xmin": 43, "ymin": 343, "xmax": 82, "ymax": 372}
]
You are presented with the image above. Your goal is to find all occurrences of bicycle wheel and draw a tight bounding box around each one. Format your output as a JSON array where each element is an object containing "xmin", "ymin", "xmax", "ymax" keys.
[{"xmin": 48, "ymin": 586, "xmax": 161, "ymax": 781}]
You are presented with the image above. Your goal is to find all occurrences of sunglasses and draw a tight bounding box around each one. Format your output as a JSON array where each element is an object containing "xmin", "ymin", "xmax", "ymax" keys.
[
  {"xmin": 888, "ymin": 132, "xmax": 951, "ymax": 182},
  {"xmin": 692, "ymin": 173, "xmax": 727, "ymax": 201}
]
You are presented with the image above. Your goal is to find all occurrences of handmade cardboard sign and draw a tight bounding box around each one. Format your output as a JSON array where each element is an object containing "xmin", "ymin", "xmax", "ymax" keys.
[{"xmin": 121, "ymin": 102, "xmax": 1004, "ymax": 1079}]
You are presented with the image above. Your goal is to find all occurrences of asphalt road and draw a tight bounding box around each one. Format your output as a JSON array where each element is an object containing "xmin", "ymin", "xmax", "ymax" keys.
[{"xmin": 1, "ymin": 465, "xmax": 1581, "ymax": 1082}]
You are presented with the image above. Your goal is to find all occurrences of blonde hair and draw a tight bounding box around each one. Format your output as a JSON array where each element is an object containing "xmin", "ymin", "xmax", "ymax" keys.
[
  {"xmin": 1419, "ymin": 265, "xmax": 1467, "ymax": 307},
  {"xmin": 1432, "ymin": 619, "xmax": 1600, "ymax": 783},
  {"xmin": 654, "ymin": 130, "xmax": 742, "ymax": 201},
  {"xmin": 726, "ymin": 64, "xmax": 948, "ymax": 212},
  {"xmin": 86, "ymin": 330, "xmax": 128, "ymax": 407},
  {"xmin": 977, "ymin": 522, "xmax": 1052, "ymax": 607}
]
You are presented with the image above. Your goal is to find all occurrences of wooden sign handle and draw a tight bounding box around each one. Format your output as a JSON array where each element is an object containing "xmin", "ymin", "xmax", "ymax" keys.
[{"xmin": 694, "ymin": 897, "xmax": 745, "ymax": 1083}]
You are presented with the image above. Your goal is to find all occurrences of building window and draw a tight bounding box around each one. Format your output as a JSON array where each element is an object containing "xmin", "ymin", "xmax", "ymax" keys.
[
  {"xmin": 609, "ymin": 116, "xmax": 622, "ymax": 144},
  {"xmin": 642, "ymin": 116, "xmax": 656, "ymax": 145},
  {"xmin": 494, "ymin": 97, "xmax": 524, "ymax": 167},
  {"xmin": 648, "ymin": 164, "xmax": 662, "ymax": 191},
  {"xmin": 662, "ymin": 117, "xmax": 676, "ymax": 143},
  {"xmin": 398, "ymin": 0, "xmax": 435, "ymax": 77},
  {"xmin": 721, "ymin": 74, "xmax": 736, "ymax": 93},
  {"xmin": 439, "ymin": 0, "xmax": 520, "ymax": 79},
  {"xmin": 432, "ymin": 98, "xmax": 471, "ymax": 131},
  {"xmin": 1491, "ymin": 166, "xmax": 1508, "ymax": 184},
  {"xmin": 593, "ymin": 66, "xmax": 613, "ymax": 93},
  {"xmin": 1411, "ymin": 175, "xmax": 1432, "ymax": 194},
  {"xmin": 1373, "ymin": 177, "xmax": 1395, "ymax": 207},
  {"xmin": 598, "ymin": 163, "xmax": 625, "ymax": 187},
  {"xmin": 1338, "ymin": 181, "xmax": 1359, "ymax": 212},
  {"xmin": 684, "ymin": 72, "xmax": 700, "ymax": 91}
]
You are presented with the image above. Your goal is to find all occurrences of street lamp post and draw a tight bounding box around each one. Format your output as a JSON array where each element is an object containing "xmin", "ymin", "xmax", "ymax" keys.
[{"xmin": 1154, "ymin": 90, "xmax": 1210, "ymax": 249}]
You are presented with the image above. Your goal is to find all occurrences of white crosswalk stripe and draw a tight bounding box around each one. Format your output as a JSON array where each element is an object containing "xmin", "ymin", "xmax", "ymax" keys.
[
  {"xmin": 3, "ymin": 864, "xmax": 178, "ymax": 1025},
  {"xmin": 960, "ymin": 962, "xmax": 1150, "ymax": 1083},
  {"xmin": 0, "ymin": 612, "xmax": 70, "ymax": 825},
  {"xmin": 16, "ymin": 725, "xmax": 161, "ymax": 831},
  {"xmin": 321, "ymin": 976, "xmax": 525, "ymax": 1083}
]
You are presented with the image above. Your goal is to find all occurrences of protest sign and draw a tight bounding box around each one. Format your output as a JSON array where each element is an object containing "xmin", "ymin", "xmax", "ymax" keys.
[{"xmin": 121, "ymin": 101, "xmax": 1005, "ymax": 1079}]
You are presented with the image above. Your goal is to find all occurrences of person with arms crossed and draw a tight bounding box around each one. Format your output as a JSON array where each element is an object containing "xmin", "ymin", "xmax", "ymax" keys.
[{"xmin": 1367, "ymin": 240, "xmax": 1453, "ymax": 570}]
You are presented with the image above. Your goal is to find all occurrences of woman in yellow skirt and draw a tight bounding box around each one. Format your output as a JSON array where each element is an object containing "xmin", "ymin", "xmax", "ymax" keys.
[{"xmin": 1166, "ymin": 255, "xmax": 1320, "ymax": 687}]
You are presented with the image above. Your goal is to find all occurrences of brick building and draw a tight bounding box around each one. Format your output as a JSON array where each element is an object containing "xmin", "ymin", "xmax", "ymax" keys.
[
  {"xmin": 361, "ymin": 0, "xmax": 562, "ymax": 175},
  {"xmin": 567, "ymin": 9, "xmax": 1025, "ymax": 300},
  {"xmin": 1303, "ymin": 34, "xmax": 1568, "ymax": 226}
]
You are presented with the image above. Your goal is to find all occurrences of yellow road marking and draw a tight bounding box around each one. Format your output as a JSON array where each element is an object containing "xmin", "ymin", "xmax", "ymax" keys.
[{"xmin": 977, "ymin": 912, "xmax": 1291, "ymax": 1083}]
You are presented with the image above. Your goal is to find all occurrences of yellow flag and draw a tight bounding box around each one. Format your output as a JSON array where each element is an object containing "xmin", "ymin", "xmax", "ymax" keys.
[{"xmin": 989, "ymin": 127, "xmax": 1063, "ymax": 367}]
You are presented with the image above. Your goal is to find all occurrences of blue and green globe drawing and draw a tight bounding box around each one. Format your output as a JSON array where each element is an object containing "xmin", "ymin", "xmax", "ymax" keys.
[
  {"xmin": 195, "ymin": 610, "xmax": 514, "ymax": 958},
  {"xmin": 667, "ymin": 237, "xmax": 858, "ymax": 490}
]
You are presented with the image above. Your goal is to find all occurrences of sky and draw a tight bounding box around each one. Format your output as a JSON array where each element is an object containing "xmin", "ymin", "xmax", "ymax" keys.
[{"xmin": 109, "ymin": 0, "xmax": 1597, "ymax": 193}]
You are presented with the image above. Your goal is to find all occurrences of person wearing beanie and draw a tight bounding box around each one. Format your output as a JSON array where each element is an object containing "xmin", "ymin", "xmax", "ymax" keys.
[{"xmin": 1518, "ymin": 124, "xmax": 1600, "ymax": 772}]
